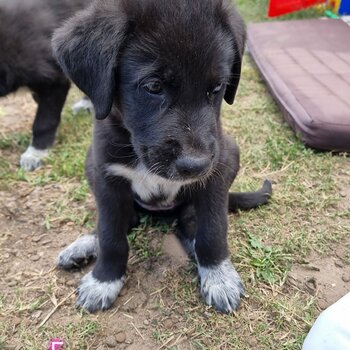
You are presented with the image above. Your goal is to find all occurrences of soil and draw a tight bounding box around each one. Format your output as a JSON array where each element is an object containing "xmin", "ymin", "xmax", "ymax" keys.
[
  {"xmin": 288, "ymin": 184, "xmax": 350, "ymax": 309},
  {"xmin": 0, "ymin": 90, "xmax": 33, "ymax": 134},
  {"xmin": 288, "ymin": 240, "xmax": 350, "ymax": 310}
]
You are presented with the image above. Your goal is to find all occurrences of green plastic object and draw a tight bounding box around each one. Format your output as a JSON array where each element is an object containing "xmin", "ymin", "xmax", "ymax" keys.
[{"xmin": 325, "ymin": 9, "xmax": 340, "ymax": 17}]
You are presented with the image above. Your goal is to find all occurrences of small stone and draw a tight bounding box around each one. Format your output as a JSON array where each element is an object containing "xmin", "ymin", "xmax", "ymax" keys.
[
  {"xmin": 115, "ymin": 331, "xmax": 126, "ymax": 343},
  {"xmin": 13, "ymin": 317, "xmax": 22, "ymax": 326},
  {"xmin": 8, "ymin": 280, "xmax": 18, "ymax": 287},
  {"xmin": 163, "ymin": 318, "xmax": 173, "ymax": 329},
  {"xmin": 22, "ymin": 271, "xmax": 31, "ymax": 278},
  {"xmin": 31, "ymin": 255, "xmax": 40, "ymax": 262},
  {"xmin": 119, "ymin": 287, "xmax": 127, "ymax": 297},
  {"xmin": 3, "ymin": 253, "xmax": 10, "ymax": 259},
  {"xmin": 150, "ymin": 319, "xmax": 158, "ymax": 326},
  {"xmin": 143, "ymin": 319, "xmax": 150, "ymax": 326},
  {"xmin": 32, "ymin": 236, "xmax": 42, "ymax": 243},
  {"xmin": 143, "ymin": 260, "xmax": 153, "ymax": 271},
  {"xmin": 105, "ymin": 335, "xmax": 117, "ymax": 348},
  {"xmin": 66, "ymin": 279, "xmax": 76, "ymax": 287},
  {"xmin": 41, "ymin": 239, "xmax": 52, "ymax": 245},
  {"xmin": 342, "ymin": 273, "xmax": 350, "ymax": 283},
  {"xmin": 318, "ymin": 299, "xmax": 329, "ymax": 310},
  {"xmin": 247, "ymin": 338, "xmax": 258, "ymax": 348},
  {"xmin": 335, "ymin": 260, "xmax": 344, "ymax": 268},
  {"xmin": 31, "ymin": 310, "xmax": 42, "ymax": 319},
  {"xmin": 123, "ymin": 299, "xmax": 138, "ymax": 312},
  {"xmin": 305, "ymin": 277, "xmax": 317, "ymax": 293}
]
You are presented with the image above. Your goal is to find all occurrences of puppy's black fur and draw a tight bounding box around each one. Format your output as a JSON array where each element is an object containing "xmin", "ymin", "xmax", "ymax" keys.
[
  {"xmin": 0, "ymin": 0, "xmax": 90, "ymax": 170},
  {"xmin": 54, "ymin": 0, "xmax": 272, "ymax": 313}
]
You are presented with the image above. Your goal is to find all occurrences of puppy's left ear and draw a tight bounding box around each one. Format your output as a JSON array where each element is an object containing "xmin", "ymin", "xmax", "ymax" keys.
[
  {"xmin": 52, "ymin": 2, "xmax": 127, "ymax": 120},
  {"xmin": 223, "ymin": 4, "xmax": 246, "ymax": 105}
]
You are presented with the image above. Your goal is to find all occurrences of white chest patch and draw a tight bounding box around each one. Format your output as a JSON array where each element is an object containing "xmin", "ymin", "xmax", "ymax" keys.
[{"xmin": 106, "ymin": 163, "xmax": 189, "ymax": 207}]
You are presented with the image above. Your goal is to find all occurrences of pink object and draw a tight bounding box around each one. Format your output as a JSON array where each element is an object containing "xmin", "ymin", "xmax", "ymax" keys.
[{"xmin": 48, "ymin": 339, "xmax": 64, "ymax": 350}]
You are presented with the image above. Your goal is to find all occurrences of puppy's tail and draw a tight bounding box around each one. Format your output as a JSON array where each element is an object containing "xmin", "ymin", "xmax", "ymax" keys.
[{"xmin": 228, "ymin": 179, "xmax": 272, "ymax": 212}]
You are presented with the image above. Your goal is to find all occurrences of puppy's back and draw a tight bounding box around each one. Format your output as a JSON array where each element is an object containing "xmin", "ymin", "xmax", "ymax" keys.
[{"xmin": 0, "ymin": 0, "xmax": 89, "ymax": 95}]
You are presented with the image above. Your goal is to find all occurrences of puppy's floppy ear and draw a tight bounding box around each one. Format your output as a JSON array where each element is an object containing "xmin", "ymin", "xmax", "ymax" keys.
[
  {"xmin": 223, "ymin": 3, "xmax": 246, "ymax": 105},
  {"xmin": 52, "ymin": 2, "xmax": 127, "ymax": 120}
]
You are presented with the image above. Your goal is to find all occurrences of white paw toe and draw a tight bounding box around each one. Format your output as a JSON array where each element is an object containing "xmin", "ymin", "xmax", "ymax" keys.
[
  {"xmin": 199, "ymin": 259, "xmax": 244, "ymax": 313},
  {"xmin": 20, "ymin": 146, "xmax": 49, "ymax": 171},
  {"xmin": 71, "ymin": 98, "xmax": 94, "ymax": 114},
  {"xmin": 57, "ymin": 234, "xmax": 97, "ymax": 269},
  {"xmin": 77, "ymin": 272, "xmax": 125, "ymax": 312}
]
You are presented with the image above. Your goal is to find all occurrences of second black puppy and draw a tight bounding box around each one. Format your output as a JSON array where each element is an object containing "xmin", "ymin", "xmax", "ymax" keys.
[
  {"xmin": 0, "ymin": 0, "xmax": 91, "ymax": 171},
  {"xmin": 53, "ymin": 0, "xmax": 271, "ymax": 313}
]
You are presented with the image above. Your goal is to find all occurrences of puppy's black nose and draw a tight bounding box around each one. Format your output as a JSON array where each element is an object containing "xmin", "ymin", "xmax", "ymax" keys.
[{"xmin": 175, "ymin": 156, "xmax": 211, "ymax": 178}]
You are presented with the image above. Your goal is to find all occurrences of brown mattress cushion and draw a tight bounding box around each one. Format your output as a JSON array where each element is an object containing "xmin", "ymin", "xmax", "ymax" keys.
[{"xmin": 248, "ymin": 19, "xmax": 350, "ymax": 152}]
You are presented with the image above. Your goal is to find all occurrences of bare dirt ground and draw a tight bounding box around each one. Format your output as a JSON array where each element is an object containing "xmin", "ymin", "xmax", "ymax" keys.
[
  {"xmin": 1, "ymin": 90, "xmax": 350, "ymax": 350},
  {"xmin": 288, "ymin": 238, "xmax": 350, "ymax": 309},
  {"xmin": 288, "ymin": 183, "xmax": 350, "ymax": 309}
]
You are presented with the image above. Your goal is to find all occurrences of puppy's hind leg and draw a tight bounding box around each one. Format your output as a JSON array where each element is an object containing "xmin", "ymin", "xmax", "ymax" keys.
[
  {"xmin": 20, "ymin": 79, "xmax": 70, "ymax": 171},
  {"xmin": 176, "ymin": 203, "xmax": 197, "ymax": 259},
  {"xmin": 57, "ymin": 232, "xmax": 98, "ymax": 270}
]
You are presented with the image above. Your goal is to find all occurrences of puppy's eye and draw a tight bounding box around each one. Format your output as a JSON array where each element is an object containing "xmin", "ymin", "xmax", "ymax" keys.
[
  {"xmin": 143, "ymin": 81, "xmax": 163, "ymax": 95},
  {"xmin": 212, "ymin": 83, "xmax": 224, "ymax": 94}
]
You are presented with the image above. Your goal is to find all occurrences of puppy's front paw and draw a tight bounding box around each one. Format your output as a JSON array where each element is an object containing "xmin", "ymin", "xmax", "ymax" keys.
[
  {"xmin": 57, "ymin": 234, "xmax": 97, "ymax": 269},
  {"xmin": 20, "ymin": 146, "xmax": 49, "ymax": 171},
  {"xmin": 198, "ymin": 259, "xmax": 244, "ymax": 313},
  {"xmin": 77, "ymin": 272, "xmax": 125, "ymax": 312}
]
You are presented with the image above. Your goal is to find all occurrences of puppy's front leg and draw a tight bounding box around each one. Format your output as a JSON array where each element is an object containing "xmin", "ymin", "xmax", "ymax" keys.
[
  {"xmin": 77, "ymin": 176, "xmax": 134, "ymax": 312},
  {"xmin": 194, "ymin": 177, "xmax": 244, "ymax": 313},
  {"xmin": 20, "ymin": 80, "xmax": 70, "ymax": 171}
]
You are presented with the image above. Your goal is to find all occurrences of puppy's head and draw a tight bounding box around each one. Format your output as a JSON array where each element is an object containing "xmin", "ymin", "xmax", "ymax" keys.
[{"xmin": 53, "ymin": 0, "xmax": 246, "ymax": 181}]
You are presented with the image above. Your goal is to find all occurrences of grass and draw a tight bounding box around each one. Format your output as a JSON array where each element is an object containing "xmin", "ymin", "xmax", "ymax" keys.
[
  {"xmin": 236, "ymin": 0, "xmax": 324, "ymax": 22},
  {"xmin": 128, "ymin": 215, "xmax": 168, "ymax": 260},
  {"xmin": 0, "ymin": 2, "xmax": 349, "ymax": 349}
]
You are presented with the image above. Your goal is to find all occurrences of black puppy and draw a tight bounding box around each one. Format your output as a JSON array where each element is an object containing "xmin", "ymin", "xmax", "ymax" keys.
[
  {"xmin": 0, "ymin": 0, "xmax": 91, "ymax": 171},
  {"xmin": 53, "ymin": 0, "xmax": 272, "ymax": 313}
]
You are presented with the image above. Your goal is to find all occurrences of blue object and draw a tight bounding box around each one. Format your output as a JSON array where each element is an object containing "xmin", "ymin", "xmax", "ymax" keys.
[{"xmin": 339, "ymin": 0, "xmax": 350, "ymax": 14}]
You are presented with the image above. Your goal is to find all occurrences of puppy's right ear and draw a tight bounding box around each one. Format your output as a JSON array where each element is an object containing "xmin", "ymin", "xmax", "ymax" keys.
[{"xmin": 52, "ymin": 2, "xmax": 127, "ymax": 120}]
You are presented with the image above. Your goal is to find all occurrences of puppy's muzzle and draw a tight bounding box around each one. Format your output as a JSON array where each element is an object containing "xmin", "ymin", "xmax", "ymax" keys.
[{"xmin": 175, "ymin": 155, "xmax": 211, "ymax": 179}]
